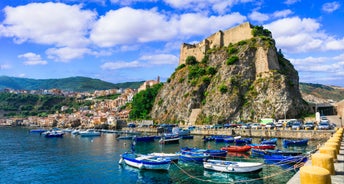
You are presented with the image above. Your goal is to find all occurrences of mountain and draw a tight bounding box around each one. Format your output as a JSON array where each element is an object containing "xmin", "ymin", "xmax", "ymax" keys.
[
  {"xmin": 300, "ymin": 82, "xmax": 344, "ymax": 103},
  {"xmin": 150, "ymin": 23, "xmax": 310, "ymax": 124},
  {"xmin": 0, "ymin": 76, "xmax": 144, "ymax": 92}
]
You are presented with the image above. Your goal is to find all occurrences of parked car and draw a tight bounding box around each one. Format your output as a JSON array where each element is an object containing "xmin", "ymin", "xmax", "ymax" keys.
[
  {"xmin": 318, "ymin": 121, "xmax": 331, "ymax": 130},
  {"xmin": 285, "ymin": 121, "xmax": 294, "ymax": 128},
  {"xmin": 291, "ymin": 122, "xmax": 303, "ymax": 130},
  {"xmin": 275, "ymin": 122, "xmax": 284, "ymax": 129},
  {"xmin": 303, "ymin": 122, "xmax": 315, "ymax": 130},
  {"xmin": 241, "ymin": 123, "xmax": 251, "ymax": 129},
  {"xmin": 265, "ymin": 122, "xmax": 275, "ymax": 129},
  {"xmin": 251, "ymin": 123, "xmax": 261, "ymax": 129}
]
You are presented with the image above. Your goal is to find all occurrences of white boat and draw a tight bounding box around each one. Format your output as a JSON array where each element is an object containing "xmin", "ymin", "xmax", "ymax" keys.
[
  {"xmin": 79, "ymin": 129, "xmax": 101, "ymax": 137},
  {"xmin": 203, "ymin": 159, "xmax": 263, "ymax": 173},
  {"xmin": 119, "ymin": 153, "xmax": 171, "ymax": 171},
  {"xmin": 148, "ymin": 152, "xmax": 181, "ymax": 162},
  {"xmin": 71, "ymin": 129, "xmax": 80, "ymax": 135}
]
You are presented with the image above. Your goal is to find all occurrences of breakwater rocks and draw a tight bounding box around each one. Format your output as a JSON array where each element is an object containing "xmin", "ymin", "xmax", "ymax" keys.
[{"xmin": 128, "ymin": 127, "xmax": 335, "ymax": 140}]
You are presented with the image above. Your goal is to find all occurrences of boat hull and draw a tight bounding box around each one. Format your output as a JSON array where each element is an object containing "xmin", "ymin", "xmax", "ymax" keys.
[
  {"xmin": 203, "ymin": 160, "xmax": 263, "ymax": 173},
  {"xmin": 121, "ymin": 153, "xmax": 171, "ymax": 171},
  {"xmin": 221, "ymin": 145, "xmax": 251, "ymax": 153}
]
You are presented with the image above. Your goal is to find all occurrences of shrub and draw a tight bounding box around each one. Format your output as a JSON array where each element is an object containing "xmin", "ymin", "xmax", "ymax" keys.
[
  {"xmin": 202, "ymin": 76, "xmax": 211, "ymax": 84},
  {"xmin": 227, "ymin": 56, "xmax": 239, "ymax": 65},
  {"xmin": 219, "ymin": 85, "xmax": 228, "ymax": 94},
  {"xmin": 176, "ymin": 64, "xmax": 186, "ymax": 70},
  {"xmin": 185, "ymin": 56, "xmax": 198, "ymax": 65},
  {"xmin": 228, "ymin": 47, "xmax": 237, "ymax": 55},
  {"xmin": 206, "ymin": 66, "xmax": 217, "ymax": 75}
]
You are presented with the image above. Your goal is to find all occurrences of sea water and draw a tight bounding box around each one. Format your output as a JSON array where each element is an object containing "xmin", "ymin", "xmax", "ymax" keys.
[{"xmin": 0, "ymin": 127, "xmax": 323, "ymax": 184}]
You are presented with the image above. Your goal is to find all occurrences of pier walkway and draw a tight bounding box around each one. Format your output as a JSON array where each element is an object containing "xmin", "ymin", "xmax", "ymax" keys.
[{"xmin": 287, "ymin": 131, "xmax": 344, "ymax": 184}]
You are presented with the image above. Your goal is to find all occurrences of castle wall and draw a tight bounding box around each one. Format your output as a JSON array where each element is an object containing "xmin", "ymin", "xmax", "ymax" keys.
[
  {"xmin": 179, "ymin": 22, "xmax": 253, "ymax": 65},
  {"xmin": 255, "ymin": 47, "xmax": 280, "ymax": 76}
]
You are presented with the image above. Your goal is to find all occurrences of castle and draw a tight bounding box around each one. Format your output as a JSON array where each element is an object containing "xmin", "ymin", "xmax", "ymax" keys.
[
  {"xmin": 179, "ymin": 22, "xmax": 253, "ymax": 65},
  {"xmin": 178, "ymin": 22, "xmax": 280, "ymax": 75}
]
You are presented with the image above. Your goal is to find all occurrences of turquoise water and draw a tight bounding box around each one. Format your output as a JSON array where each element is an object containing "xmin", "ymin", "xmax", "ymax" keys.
[{"xmin": 0, "ymin": 127, "xmax": 323, "ymax": 184}]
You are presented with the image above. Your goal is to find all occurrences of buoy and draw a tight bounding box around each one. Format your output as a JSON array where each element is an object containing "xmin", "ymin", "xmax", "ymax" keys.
[
  {"xmin": 311, "ymin": 153, "xmax": 335, "ymax": 175},
  {"xmin": 300, "ymin": 165, "xmax": 331, "ymax": 184},
  {"xmin": 319, "ymin": 146, "xmax": 337, "ymax": 160},
  {"xmin": 324, "ymin": 142, "xmax": 339, "ymax": 154}
]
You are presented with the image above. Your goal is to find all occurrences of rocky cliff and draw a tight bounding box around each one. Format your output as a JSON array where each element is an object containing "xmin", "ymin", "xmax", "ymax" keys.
[{"xmin": 150, "ymin": 28, "xmax": 310, "ymax": 125}]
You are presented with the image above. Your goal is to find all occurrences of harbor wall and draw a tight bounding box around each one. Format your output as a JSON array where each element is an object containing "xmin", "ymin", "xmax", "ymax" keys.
[{"xmin": 128, "ymin": 127, "xmax": 335, "ymax": 140}]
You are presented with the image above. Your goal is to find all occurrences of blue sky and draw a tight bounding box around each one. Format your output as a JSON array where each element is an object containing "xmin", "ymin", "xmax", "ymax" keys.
[{"xmin": 0, "ymin": 0, "xmax": 343, "ymax": 87}]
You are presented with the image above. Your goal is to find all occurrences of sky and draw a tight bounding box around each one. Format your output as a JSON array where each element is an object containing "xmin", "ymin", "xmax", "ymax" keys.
[{"xmin": 0, "ymin": 0, "xmax": 343, "ymax": 87}]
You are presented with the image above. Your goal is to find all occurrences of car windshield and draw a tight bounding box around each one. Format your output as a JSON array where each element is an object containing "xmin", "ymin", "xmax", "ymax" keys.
[
  {"xmin": 293, "ymin": 122, "xmax": 301, "ymax": 125},
  {"xmin": 305, "ymin": 122, "xmax": 313, "ymax": 125},
  {"xmin": 320, "ymin": 122, "xmax": 328, "ymax": 125}
]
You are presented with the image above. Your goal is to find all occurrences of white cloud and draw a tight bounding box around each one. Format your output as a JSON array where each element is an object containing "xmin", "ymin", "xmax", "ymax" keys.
[
  {"xmin": 46, "ymin": 47, "xmax": 91, "ymax": 62},
  {"xmin": 101, "ymin": 61, "xmax": 141, "ymax": 70},
  {"xmin": 284, "ymin": 0, "xmax": 300, "ymax": 5},
  {"xmin": 90, "ymin": 7, "xmax": 246, "ymax": 47},
  {"xmin": 272, "ymin": 9, "xmax": 293, "ymax": 18},
  {"xmin": 0, "ymin": 64, "xmax": 11, "ymax": 69},
  {"xmin": 0, "ymin": 3, "xmax": 96, "ymax": 48},
  {"xmin": 18, "ymin": 52, "xmax": 47, "ymax": 65},
  {"xmin": 163, "ymin": 0, "xmax": 253, "ymax": 14},
  {"xmin": 322, "ymin": 2, "xmax": 340, "ymax": 13},
  {"xmin": 110, "ymin": 0, "xmax": 157, "ymax": 5},
  {"xmin": 139, "ymin": 54, "xmax": 178, "ymax": 65},
  {"xmin": 248, "ymin": 11, "xmax": 269, "ymax": 22}
]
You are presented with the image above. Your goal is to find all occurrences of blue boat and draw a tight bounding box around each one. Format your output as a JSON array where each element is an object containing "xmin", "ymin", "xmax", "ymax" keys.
[
  {"xmin": 282, "ymin": 139, "xmax": 308, "ymax": 147},
  {"xmin": 235, "ymin": 138, "xmax": 252, "ymax": 145},
  {"xmin": 223, "ymin": 137, "xmax": 234, "ymax": 143},
  {"xmin": 214, "ymin": 136, "xmax": 233, "ymax": 143},
  {"xmin": 180, "ymin": 135, "xmax": 194, "ymax": 139},
  {"xmin": 179, "ymin": 152, "xmax": 209, "ymax": 162},
  {"xmin": 261, "ymin": 138, "xmax": 278, "ymax": 145},
  {"xmin": 264, "ymin": 154, "xmax": 308, "ymax": 166},
  {"xmin": 42, "ymin": 130, "xmax": 64, "ymax": 138},
  {"xmin": 180, "ymin": 147, "xmax": 227, "ymax": 158},
  {"xmin": 133, "ymin": 136, "xmax": 155, "ymax": 142},
  {"xmin": 29, "ymin": 129, "xmax": 46, "ymax": 134},
  {"xmin": 251, "ymin": 149, "xmax": 303, "ymax": 157},
  {"xmin": 119, "ymin": 152, "xmax": 171, "ymax": 171}
]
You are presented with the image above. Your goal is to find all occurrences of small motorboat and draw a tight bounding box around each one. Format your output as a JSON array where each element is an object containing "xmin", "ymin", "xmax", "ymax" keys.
[
  {"xmin": 180, "ymin": 147, "xmax": 227, "ymax": 158},
  {"xmin": 235, "ymin": 138, "xmax": 252, "ymax": 145},
  {"xmin": 42, "ymin": 130, "xmax": 64, "ymax": 138},
  {"xmin": 179, "ymin": 152, "xmax": 209, "ymax": 162},
  {"xmin": 148, "ymin": 152, "xmax": 181, "ymax": 162},
  {"xmin": 248, "ymin": 144, "xmax": 275, "ymax": 150},
  {"xmin": 203, "ymin": 159, "xmax": 263, "ymax": 173},
  {"xmin": 29, "ymin": 129, "xmax": 46, "ymax": 134},
  {"xmin": 133, "ymin": 135, "xmax": 155, "ymax": 142},
  {"xmin": 79, "ymin": 129, "xmax": 101, "ymax": 137},
  {"xmin": 119, "ymin": 153, "xmax": 171, "ymax": 171},
  {"xmin": 221, "ymin": 145, "xmax": 251, "ymax": 153},
  {"xmin": 264, "ymin": 154, "xmax": 308, "ymax": 165},
  {"xmin": 282, "ymin": 139, "xmax": 308, "ymax": 147},
  {"xmin": 159, "ymin": 135, "xmax": 180, "ymax": 144},
  {"xmin": 261, "ymin": 138, "xmax": 278, "ymax": 145},
  {"xmin": 251, "ymin": 149, "xmax": 303, "ymax": 157}
]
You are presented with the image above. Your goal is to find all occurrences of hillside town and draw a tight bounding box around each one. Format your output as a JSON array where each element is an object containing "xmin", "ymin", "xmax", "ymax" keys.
[{"xmin": 0, "ymin": 78, "xmax": 160, "ymax": 128}]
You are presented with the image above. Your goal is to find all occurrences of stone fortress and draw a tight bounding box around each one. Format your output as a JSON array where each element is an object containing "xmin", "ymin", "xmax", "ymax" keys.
[{"xmin": 179, "ymin": 22, "xmax": 280, "ymax": 76}]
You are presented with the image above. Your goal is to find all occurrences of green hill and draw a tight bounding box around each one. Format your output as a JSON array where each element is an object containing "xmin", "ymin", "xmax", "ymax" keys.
[
  {"xmin": 0, "ymin": 76, "xmax": 144, "ymax": 92},
  {"xmin": 299, "ymin": 82, "xmax": 344, "ymax": 102}
]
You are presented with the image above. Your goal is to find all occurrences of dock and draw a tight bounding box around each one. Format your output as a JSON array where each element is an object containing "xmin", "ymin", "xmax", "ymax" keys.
[{"xmin": 287, "ymin": 130, "xmax": 344, "ymax": 184}]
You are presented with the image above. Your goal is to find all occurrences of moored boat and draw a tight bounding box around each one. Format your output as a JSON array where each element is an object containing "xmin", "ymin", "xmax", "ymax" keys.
[
  {"xmin": 42, "ymin": 130, "xmax": 64, "ymax": 138},
  {"xmin": 251, "ymin": 149, "xmax": 303, "ymax": 157},
  {"xmin": 134, "ymin": 135, "xmax": 155, "ymax": 142},
  {"xmin": 235, "ymin": 138, "xmax": 252, "ymax": 145},
  {"xmin": 221, "ymin": 145, "xmax": 251, "ymax": 153},
  {"xmin": 159, "ymin": 136, "xmax": 180, "ymax": 144},
  {"xmin": 180, "ymin": 147, "xmax": 227, "ymax": 158},
  {"xmin": 203, "ymin": 159, "xmax": 263, "ymax": 173},
  {"xmin": 30, "ymin": 129, "xmax": 46, "ymax": 134},
  {"xmin": 179, "ymin": 152, "xmax": 209, "ymax": 162},
  {"xmin": 119, "ymin": 152, "xmax": 171, "ymax": 171},
  {"xmin": 79, "ymin": 129, "xmax": 101, "ymax": 137},
  {"xmin": 261, "ymin": 138, "xmax": 278, "ymax": 145},
  {"xmin": 264, "ymin": 154, "xmax": 308, "ymax": 165},
  {"xmin": 248, "ymin": 144, "xmax": 275, "ymax": 150},
  {"xmin": 282, "ymin": 139, "xmax": 308, "ymax": 147},
  {"xmin": 148, "ymin": 152, "xmax": 181, "ymax": 162}
]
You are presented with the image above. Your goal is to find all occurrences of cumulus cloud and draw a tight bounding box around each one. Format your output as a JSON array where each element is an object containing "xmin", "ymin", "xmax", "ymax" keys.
[
  {"xmin": 101, "ymin": 54, "xmax": 178, "ymax": 70},
  {"xmin": 272, "ymin": 9, "xmax": 293, "ymax": 18},
  {"xmin": 0, "ymin": 2, "xmax": 96, "ymax": 47},
  {"xmin": 322, "ymin": 2, "xmax": 340, "ymax": 13},
  {"xmin": 248, "ymin": 11, "xmax": 269, "ymax": 22},
  {"xmin": 110, "ymin": 0, "xmax": 157, "ymax": 5},
  {"xmin": 0, "ymin": 64, "xmax": 11, "ymax": 69},
  {"xmin": 18, "ymin": 52, "xmax": 47, "ymax": 65},
  {"xmin": 90, "ymin": 7, "xmax": 246, "ymax": 47},
  {"xmin": 101, "ymin": 61, "xmax": 141, "ymax": 70},
  {"xmin": 284, "ymin": 0, "xmax": 300, "ymax": 5},
  {"xmin": 163, "ymin": 0, "xmax": 253, "ymax": 14},
  {"xmin": 46, "ymin": 47, "xmax": 91, "ymax": 62}
]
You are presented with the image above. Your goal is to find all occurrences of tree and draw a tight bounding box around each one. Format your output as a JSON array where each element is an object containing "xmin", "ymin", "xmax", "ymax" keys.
[{"xmin": 185, "ymin": 56, "xmax": 198, "ymax": 65}]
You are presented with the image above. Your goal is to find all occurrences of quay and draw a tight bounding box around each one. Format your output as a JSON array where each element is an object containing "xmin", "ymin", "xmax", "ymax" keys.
[
  {"xmin": 287, "ymin": 128, "xmax": 344, "ymax": 184},
  {"xmin": 126, "ymin": 127, "xmax": 335, "ymax": 140}
]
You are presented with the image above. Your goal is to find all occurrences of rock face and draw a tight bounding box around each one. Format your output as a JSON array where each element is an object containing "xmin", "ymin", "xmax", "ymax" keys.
[{"xmin": 150, "ymin": 26, "xmax": 310, "ymax": 125}]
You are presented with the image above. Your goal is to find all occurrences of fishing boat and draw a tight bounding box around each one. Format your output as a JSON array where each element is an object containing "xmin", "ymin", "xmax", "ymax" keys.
[
  {"xmin": 235, "ymin": 138, "xmax": 252, "ymax": 145},
  {"xmin": 119, "ymin": 152, "xmax": 171, "ymax": 171},
  {"xmin": 133, "ymin": 135, "xmax": 155, "ymax": 142},
  {"xmin": 42, "ymin": 130, "xmax": 64, "ymax": 138},
  {"xmin": 251, "ymin": 149, "xmax": 303, "ymax": 157},
  {"xmin": 282, "ymin": 139, "xmax": 308, "ymax": 147},
  {"xmin": 248, "ymin": 144, "xmax": 276, "ymax": 150},
  {"xmin": 29, "ymin": 129, "xmax": 46, "ymax": 134},
  {"xmin": 223, "ymin": 137, "xmax": 235, "ymax": 143},
  {"xmin": 214, "ymin": 136, "xmax": 233, "ymax": 143},
  {"xmin": 180, "ymin": 147, "xmax": 227, "ymax": 158},
  {"xmin": 159, "ymin": 136, "xmax": 180, "ymax": 144},
  {"xmin": 179, "ymin": 152, "xmax": 209, "ymax": 162},
  {"xmin": 221, "ymin": 145, "xmax": 251, "ymax": 153},
  {"xmin": 261, "ymin": 138, "xmax": 278, "ymax": 145},
  {"xmin": 203, "ymin": 159, "xmax": 263, "ymax": 173},
  {"xmin": 79, "ymin": 129, "xmax": 101, "ymax": 137},
  {"xmin": 264, "ymin": 154, "xmax": 308, "ymax": 165},
  {"xmin": 148, "ymin": 152, "xmax": 181, "ymax": 162}
]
